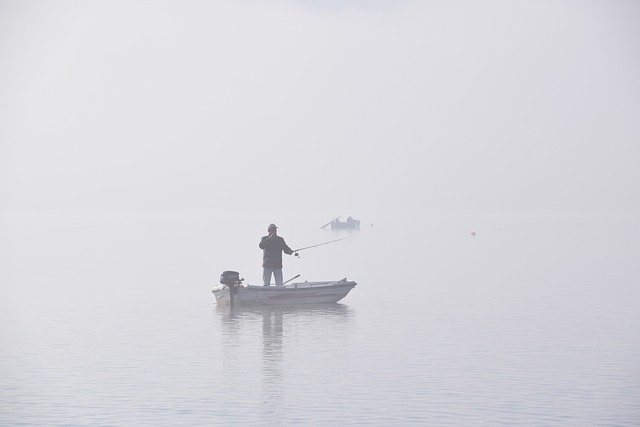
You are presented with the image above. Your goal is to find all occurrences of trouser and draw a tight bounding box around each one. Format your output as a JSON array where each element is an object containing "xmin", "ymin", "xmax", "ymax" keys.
[{"xmin": 263, "ymin": 267, "xmax": 283, "ymax": 286}]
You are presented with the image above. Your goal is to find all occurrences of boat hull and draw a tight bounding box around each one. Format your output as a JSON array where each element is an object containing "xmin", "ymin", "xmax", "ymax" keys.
[
  {"xmin": 212, "ymin": 280, "xmax": 357, "ymax": 306},
  {"xmin": 330, "ymin": 221, "xmax": 360, "ymax": 229}
]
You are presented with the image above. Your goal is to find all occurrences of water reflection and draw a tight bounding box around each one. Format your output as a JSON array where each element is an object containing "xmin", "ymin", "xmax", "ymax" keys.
[
  {"xmin": 215, "ymin": 304, "xmax": 355, "ymax": 421},
  {"xmin": 261, "ymin": 307, "xmax": 284, "ymax": 417},
  {"xmin": 215, "ymin": 302, "xmax": 355, "ymax": 323}
]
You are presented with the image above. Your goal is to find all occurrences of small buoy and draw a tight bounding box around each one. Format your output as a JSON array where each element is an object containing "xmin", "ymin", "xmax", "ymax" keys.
[{"xmin": 471, "ymin": 232, "xmax": 476, "ymax": 237}]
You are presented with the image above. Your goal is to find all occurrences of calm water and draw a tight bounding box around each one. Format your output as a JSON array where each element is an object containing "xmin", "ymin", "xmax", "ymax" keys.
[{"xmin": 1, "ymin": 213, "xmax": 639, "ymax": 426}]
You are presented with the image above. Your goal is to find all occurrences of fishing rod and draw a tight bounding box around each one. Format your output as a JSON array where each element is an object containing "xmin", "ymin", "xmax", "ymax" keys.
[{"xmin": 293, "ymin": 237, "xmax": 347, "ymax": 256}]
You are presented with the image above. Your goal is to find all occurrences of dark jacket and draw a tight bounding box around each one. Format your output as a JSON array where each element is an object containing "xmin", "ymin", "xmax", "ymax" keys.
[{"xmin": 259, "ymin": 235, "xmax": 293, "ymax": 268}]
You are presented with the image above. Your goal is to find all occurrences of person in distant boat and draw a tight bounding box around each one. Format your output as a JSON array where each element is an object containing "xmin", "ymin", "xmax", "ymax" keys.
[{"xmin": 259, "ymin": 223, "xmax": 294, "ymax": 287}]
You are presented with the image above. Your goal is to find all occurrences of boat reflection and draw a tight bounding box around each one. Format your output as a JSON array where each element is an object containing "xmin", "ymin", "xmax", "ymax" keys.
[
  {"xmin": 217, "ymin": 302, "xmax": 353, "ymax": 317},
  {"xmin": 215, "ymin": 303, "xmax": 355, "ymax": 419}
]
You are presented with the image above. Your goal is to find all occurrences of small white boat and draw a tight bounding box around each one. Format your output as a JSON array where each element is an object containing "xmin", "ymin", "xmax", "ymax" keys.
[{"xmin": 212, "ymin": 277, "xmax": 357, "ymax": 306}]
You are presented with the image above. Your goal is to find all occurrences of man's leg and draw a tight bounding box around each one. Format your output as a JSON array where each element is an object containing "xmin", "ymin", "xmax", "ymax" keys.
[
  {"xmin": 274, "ymin": 268, "xmax": 284, "ymax": 286},
  {"xmin": 263, "ymin": 268, "xmax": 273, "ymax": 286}
]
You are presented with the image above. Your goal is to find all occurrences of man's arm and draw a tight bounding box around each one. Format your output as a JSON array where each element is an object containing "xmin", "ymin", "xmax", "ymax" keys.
[{"xmin": 281, "ymin": 238, "xmax": 294, "ymax": 255}]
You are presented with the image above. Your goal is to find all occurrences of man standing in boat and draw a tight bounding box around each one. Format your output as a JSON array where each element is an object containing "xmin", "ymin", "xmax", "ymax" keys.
[{"xmin": 259, "ymin": 223, "xmax": 294, "ymax": 287}]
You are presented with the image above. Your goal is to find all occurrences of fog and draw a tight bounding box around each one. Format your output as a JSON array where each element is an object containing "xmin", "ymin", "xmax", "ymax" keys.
[
  {"xmin": 1, "ymin": 0, "xmax": 639, "ymax": 219},
  {"xmin": 2, "ymin": 4, "xmax": 640, "ymax": 424}
]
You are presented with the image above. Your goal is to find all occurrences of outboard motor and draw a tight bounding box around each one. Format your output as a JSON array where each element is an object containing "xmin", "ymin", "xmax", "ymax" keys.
[
  {"xmin": 220, "ymin": 271, "xmax": 243, "ymax": 308},
  {"xmin": 220, "ymin": 270, "xmax": 242, "ymax": 286}
]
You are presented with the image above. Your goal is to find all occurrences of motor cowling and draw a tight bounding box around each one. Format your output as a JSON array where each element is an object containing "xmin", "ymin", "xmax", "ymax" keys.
[{"xmin": 220, "ymin": 270, "xmax": 242, "ymax": 286}]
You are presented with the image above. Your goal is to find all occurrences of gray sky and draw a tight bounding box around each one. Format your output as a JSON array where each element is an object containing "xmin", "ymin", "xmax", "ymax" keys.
[{"xmin": 1, "ymin": 0, "xmax": 639, "ymax": 217}]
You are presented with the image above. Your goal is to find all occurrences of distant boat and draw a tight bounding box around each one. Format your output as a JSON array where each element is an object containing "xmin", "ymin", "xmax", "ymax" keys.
[
  {"xmin": 321, "ymin": 216, "xmax": 361, "ymax": 230},
  {"xmin": 212, "ymin": 278, "xmax": 357, "ymax": 306}
]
